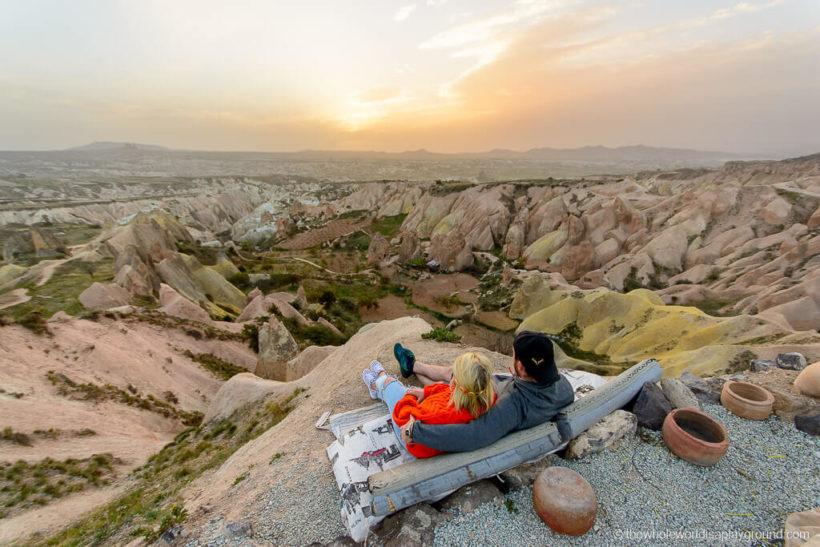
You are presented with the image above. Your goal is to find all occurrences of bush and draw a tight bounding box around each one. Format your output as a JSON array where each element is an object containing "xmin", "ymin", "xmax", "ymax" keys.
[
  {"xmin": 242, "ymin": 323, "xmax": 260, "ymax": 353},
  {"xmin": 421, "ymin": 328, "xmax": 461, "ymax": 343},
  {"xmin": 318, "ymin": 290, "xmax": 337, "ymax": 307}
]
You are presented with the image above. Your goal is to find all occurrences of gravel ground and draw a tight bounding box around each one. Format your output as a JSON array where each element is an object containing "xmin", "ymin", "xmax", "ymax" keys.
[
  {"xmin": 253, "ymin": 459, "xmax": 347, "ymax": 545},
  {"xmin": 434, "ymin": 404, "xmax": 820, "ymax": 547}
]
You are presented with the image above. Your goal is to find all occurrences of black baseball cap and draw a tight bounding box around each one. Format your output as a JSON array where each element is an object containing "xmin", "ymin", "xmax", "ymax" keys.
[{"xmin": 513, "ymin": 331, "xmax": 559, "ymax": 384}]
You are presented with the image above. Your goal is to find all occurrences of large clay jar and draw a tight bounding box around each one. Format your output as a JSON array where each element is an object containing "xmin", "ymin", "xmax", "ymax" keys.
[
  {"xmin": 533, "ymin": 467, "xmax": 597, "ymax": 536},
  {"xmin": 721, "ymin": 381, "xmax": 774, "ymax": 420},
  {"xmin": 794, "ymin": 362, "xmax": 820, "ymax": 398},
  {"xmin": 662, "ymin": 408, "xmax": 729, "ymax": 466}
]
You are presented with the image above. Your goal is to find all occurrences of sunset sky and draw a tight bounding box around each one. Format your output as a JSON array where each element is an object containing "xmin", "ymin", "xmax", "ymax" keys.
[{"xmin": 1, "ymin": 0, "xmax": 819, "ymax": 154}]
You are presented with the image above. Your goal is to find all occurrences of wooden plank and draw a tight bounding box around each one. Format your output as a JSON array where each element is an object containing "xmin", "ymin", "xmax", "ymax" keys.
[{"xmin": 368, "ymin": 359, "xmax": 661, "ymax": 516}]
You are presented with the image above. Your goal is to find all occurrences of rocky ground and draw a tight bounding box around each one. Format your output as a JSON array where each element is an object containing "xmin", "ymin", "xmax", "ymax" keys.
[{"xmin": 0, "ymin": 151, "xmax": 818, "ymax": 544}]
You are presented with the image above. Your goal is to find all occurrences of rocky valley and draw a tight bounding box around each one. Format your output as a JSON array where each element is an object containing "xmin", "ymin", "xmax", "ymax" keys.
[{"xmin": 0, "ymin": 148, "xmax": 818, "ymax": 545}]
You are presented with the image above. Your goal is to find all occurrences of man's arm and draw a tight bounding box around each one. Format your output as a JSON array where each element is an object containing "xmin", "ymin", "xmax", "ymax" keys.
[{"xmin": 410, "ymin": 397, "xmax": 520, "ymax": 453}]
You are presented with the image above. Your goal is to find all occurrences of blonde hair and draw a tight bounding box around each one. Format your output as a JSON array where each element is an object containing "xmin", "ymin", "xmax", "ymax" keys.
[{"xmin": 450, "ymin": 352, "xmax": 495, "ymax": 418}]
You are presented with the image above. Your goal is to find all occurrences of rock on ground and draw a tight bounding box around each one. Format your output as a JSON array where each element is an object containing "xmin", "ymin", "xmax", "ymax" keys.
[
  {"xmin": 777, "ymin": 352, "xmax": 808, "ymax": 371},
  {"xmin": 78, "ymin": 282, "xmax": 130, "ymax": 311},
  {"xmin": 255, "ymin": 316, "xmax": 299, "ymax": 380},
  {"xmin": 794, "ymin": 412, "xmax": 820, "ymax": 436},
  {"xmin": 660, "ymin": 378, "xmax": 699, "ymax": 409},
  {"xmin": 631, "ymin": 382, "xmax": 672, "ymax": 430},
  {"xmin": 566, "ymin": 410, "xmax": 637, "ymax": 459}
]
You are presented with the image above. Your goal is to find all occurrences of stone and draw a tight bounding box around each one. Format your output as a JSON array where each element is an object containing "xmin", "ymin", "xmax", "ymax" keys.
[
  {"xmin": 784, "ymin": 509, "xmax": 820, "ymax": 546},
  {"xmin": 749, "ymin": 359, "xmax": 775, "ymax": 372},
  {"xmin": 236, "ymin": 293, "xmax": 271, "ymax": 323},
  {"xmin": 680, "ymin": 372, "xmax": 722, "ymax": 405},
  {"xmin": 255, "ymin": 316, "xmax": 299, "ymax": 381},
  {"xmin": 794, "ymin": 362, "xmax": 820, "ymax": 398},
  {"xmin": 566, "ymin": 410, "xmax": 637, "ymax": 459},
  {"xmin": 660, "ymin": 378, "xmax": 699, "ymax": 409},
  {"xmin": 438, "ymin": 480, "xmax": 503, "ymax": 515},
  {"xmin": 794, "ymin": 413, "xmax": 820, "ymax": 436},
  {"xmin": 533, "ymin": 467, "xmax": 597, "ymax": 536},
  {"xmin": 78, "ymin": 282, "xmax": 130, "ymax": 311},
  {"xmin": 224, "ymin": 521, "xmax": 252, "ymax": 538},
  {"xmin": 47, "ymin": 310, "xmax": 73, "ymax": 323},
  {"xmin": 158, "ymin": 524, "xmax": 185, "ymax": 545},
  {"xmin": 445, "ymin": 319, "xmax": 461, "ymax": 330},
  {"xmin": 497, "ymin": 456, "xmax": 557, "ymax": 491},
  {"xmin": 285, "ymin": 345, "xmax": 336, "ymax": 381},
  {"xmin": 631, "ymin": 382, "xmax": 673, "ymax": 430},
  {"xmin": 158, "ymin": 283, "xmax": 212, "ymax": 323},
  {"xmin": 317, "ymin": 317, "xmax": 344, "ymax": 338},
  {"xmin": 377, "ymin": 503, "xmax": 442, "ymax": 547},
  {"xmin": 776, "ymin": 352, "xmax": 807, "ymax": 371},
  {"xmin": 247, "ymin": 287, "xmax": 262, "ymax": 302},
  {"xmin": 295, "ymin": 285, "xmax": 308, "ymax": 309},
  {"xmin": 367, "ymin": 233, "xmax": 390, "ymax": 266}
]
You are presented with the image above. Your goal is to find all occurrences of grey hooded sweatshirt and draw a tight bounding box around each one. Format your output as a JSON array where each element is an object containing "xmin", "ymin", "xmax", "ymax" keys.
[{"xmin": 411, "ymin": 373, "xmax": 575, "ymax": 453}]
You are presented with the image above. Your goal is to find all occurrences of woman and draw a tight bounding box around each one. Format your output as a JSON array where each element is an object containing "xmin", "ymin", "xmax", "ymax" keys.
[{"xmin": 362, "ymin": 352, "xmax": 496, "ymax": 458}]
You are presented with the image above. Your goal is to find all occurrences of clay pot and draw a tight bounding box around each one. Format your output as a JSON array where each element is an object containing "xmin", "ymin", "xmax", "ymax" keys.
[
  {"xmin": 720, "ymin": 381, "xmax": 774, "ymax": 420},
  {"xmin": 532, "ymin": 467, "xmax": 597, "ymax": 536},
  {"xmin": 662, "ymin": 408, "xmax": 729, "ymax": 466}
]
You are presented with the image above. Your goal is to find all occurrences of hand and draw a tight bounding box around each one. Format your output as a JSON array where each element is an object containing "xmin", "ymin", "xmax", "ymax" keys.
[
  {"xmin": 400, "ymin": 416, "xmax": 416, "ymax": 444},
  {"xmin": 406, "ymin": 387, "xmax": 425, "ymax": 402}
]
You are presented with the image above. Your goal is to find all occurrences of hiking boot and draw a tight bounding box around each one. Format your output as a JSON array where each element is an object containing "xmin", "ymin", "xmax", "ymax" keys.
[{"xmin": 394, "ymin": 343, "xmax": 415, "ymax": 378}]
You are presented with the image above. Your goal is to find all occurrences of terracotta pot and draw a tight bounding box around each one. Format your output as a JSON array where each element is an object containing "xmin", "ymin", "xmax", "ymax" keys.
[
  {"xmin": 662, "ymin": 408, "xmax": 729, "ymax": 466},
  {"xmin": 533, "ymin": 467, "xmax": 597, "ymax": 536},
  {"xmin": 720, "ymin": 381, "xmax": 774, "ymax": 420}
]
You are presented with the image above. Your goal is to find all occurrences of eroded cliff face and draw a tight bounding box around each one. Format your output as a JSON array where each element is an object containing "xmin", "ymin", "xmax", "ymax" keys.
[{"xmin": 328, "ymin": 156, "xmax": 818, "ymax": 332}]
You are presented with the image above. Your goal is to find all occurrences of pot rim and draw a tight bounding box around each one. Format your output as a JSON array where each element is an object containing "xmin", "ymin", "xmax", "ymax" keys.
[
  {"xmin": 722, "ymin": 381, "xmax": 775, "ymax": 407},
  {"xmin": 665, "ymin": 408, "xmax": 728, "ymax": 447}
]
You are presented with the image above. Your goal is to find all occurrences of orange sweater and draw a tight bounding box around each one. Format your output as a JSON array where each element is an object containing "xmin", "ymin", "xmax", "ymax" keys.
[{"xmin": 393, "ymin": 384, "xmax": 491, "ymax": 458}]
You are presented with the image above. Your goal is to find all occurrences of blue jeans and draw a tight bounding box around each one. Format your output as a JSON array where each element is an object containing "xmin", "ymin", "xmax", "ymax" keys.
[{"xmin": 376, "ymin": 375, "xmax": 408, "ymax": 448}]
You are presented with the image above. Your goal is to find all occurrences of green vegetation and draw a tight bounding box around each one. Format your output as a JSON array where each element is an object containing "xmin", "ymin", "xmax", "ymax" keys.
[
  {"xmin": 705, "ymin": 268, "xmax": 721, "ymax": 282},
  {"xmin": 1, "ymin": 259, "xmax": 115, "ymax": 333},
  {"xmin": 371, "ymin": 214, "xmax": 407, "ymax": 238},
  {"xmin": 0, "ymin": 388, "xmax": 25, "ymax": 399},
  {"xmin": 421, "ymin": 328, "xmax": 461, "ymax": 343},
  {"xmin": 429, "ymin": 180, "xmax": 474, "ymax": 196},
  {"xmin": 726, "ymin": 349, "xmax": 758, "ymax": 374},
  {"xmin": 269, "ymin": 452, "xmax": 284, "ymax": 464},
  {"xmin": 131, "ymin": 309, "xmax": 246, "ymax": 343},
  {"xmin": 1, "ymin": 454, "xmax": 118, "ymax": 517},
  {"xmin": 504, "ymin": 498, "xmax": 519, "ymax": 514},
  {"xmin": 282, "ymin": 317, "xmax": 346, "ymax": 347},
  {"xmin": 477, "ymin": 270, "xmax": 517, "ymax": 311},
  {"xmin": 550, "ymin": 322, "xmax": 617, "ymax": 372},
  {"xmin": 1, "ymin": 427, "xmax": 32, "ymax": 446},
  {"xmin": 182, "ymin": 351, "xmax": 246, "ymax": 381},
  {"xmin": 175, "ymin": 240, "xmax": 219, "ymax": 266},
  {"xmin": 242, "ymin": 321, "xmax": 261, "ymax": 352},
  {"xmin": 692, "ymin": 297, "xmax": 737, "ymax": 317},
  {"xmin": 46, "ymin": 371, "xmax": 203, "ymax": 427},
  {"xmin": 42, "ymin": 389, "xmax": 304, "ymax": 545},
  {"xmin": 434, "ymin": 294, "xmax": 461, "ymax": 310}
]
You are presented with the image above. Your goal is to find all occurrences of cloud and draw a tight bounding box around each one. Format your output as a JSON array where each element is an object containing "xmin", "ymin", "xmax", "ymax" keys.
[{"xmin": 394, "ymin": 4, "xmax": 417, "ymax": 22}]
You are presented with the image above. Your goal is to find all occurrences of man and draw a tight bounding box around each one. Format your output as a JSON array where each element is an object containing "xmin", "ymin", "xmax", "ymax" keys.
[{"xmin": 394, "ymin": 331, "xmax": 574, "ymax": 452}]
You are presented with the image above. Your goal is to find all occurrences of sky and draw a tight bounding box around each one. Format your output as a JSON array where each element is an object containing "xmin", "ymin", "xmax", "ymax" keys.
[{"xmin": 1, "ymin": 0, "xmax": 819, "ymax": 155}]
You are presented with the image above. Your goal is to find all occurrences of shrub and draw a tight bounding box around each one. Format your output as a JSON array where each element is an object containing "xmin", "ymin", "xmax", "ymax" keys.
[
  {"xmin": 318, "ymin": 290, "xmax": 337, "ymax": 307},
  {"xmin": 421, "ymin": 328, "xmax": 461, "ymax": 343}
]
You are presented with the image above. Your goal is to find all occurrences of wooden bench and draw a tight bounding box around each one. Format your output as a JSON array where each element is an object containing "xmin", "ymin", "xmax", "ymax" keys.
[{"xmin": 368, "ymin": 358, "xmax": 662, "ymax": 516}]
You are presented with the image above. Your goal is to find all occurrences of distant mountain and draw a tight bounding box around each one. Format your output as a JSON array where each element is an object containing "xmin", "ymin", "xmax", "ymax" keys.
[{"xmin": 67, "ymin": 141, "xmax": 170, "ymax": 152}]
